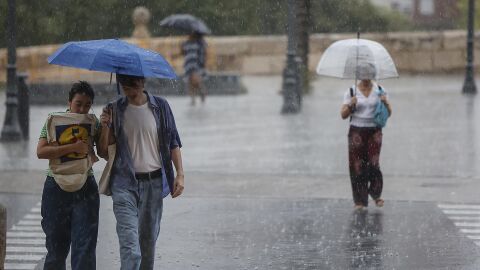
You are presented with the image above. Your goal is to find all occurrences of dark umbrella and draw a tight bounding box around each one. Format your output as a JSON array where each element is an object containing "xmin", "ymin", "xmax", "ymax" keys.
[{"xmin": 160, "ymin": 14, "xmax": 211, "ymax": 35}]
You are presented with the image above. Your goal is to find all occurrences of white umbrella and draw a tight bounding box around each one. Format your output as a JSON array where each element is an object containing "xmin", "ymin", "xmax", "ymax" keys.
[{"xmin": 316, "ymin": 38, "xmax": 398, "ymax": 80}]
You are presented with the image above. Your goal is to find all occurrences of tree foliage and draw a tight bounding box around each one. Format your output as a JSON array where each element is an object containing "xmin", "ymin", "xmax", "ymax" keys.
[
  {"xmin": 457, "ymin": 0, "xmax": 480, "ymax": 29},
  {"xmin": 0, "ymin": 0, "xmax": 413, "ymax": 48}
]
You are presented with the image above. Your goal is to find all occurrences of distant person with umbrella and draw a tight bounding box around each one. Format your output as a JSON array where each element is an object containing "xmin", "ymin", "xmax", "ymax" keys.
[
  {"xmin": 48, "ymin": 39, "xmax": 184, "ymax": 270},
  {"xmin": 182, "ymin": 31, "xmax": 208, "ymax": 105},
  {"xmin": 160, "ymin": 14, "xmax": 211, "ymax": 105},
  {"xmin": 341, "ymin": 63, "xmax": 392, "ymax": 210},
  {"xmin": 316, "ymin": 37, "xmax": 396, "ymax": 210}
]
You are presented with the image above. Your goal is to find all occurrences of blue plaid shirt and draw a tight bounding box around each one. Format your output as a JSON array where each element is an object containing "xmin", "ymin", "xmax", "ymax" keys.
[{"xmin": 107, "ymin": 92, "xmax": 182, "ymax": 198}]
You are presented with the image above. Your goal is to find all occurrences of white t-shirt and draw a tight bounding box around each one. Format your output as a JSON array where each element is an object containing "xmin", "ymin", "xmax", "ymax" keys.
[
  {"xmin": 343, "ymin": 84, "xmax": 388, "ymax": 127},
  {"xmin": 123, "ymin": 102, "xmax": 162, "ymax": 173}
]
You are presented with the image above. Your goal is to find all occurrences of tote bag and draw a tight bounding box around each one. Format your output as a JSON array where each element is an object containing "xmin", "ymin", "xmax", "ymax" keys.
[
  {"xmin": 46, "ymin": 113, "xmax": 97, "ymax": 192},
  {"xmin": 99, "ymin": 101, "xmax": 118, "ymax": 196}
]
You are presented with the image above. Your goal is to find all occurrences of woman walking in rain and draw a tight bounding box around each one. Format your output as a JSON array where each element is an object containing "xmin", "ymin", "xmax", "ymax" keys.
[
  {"xmin": 341, "ymin": 63, "xmax": 392, "ymax": 210},
  {"xmin": 182, "ymin": 32, "xmax": 207, "ymax": 105}
]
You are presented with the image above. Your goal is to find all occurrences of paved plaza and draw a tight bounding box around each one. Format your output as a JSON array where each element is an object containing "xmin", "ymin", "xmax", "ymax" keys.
[{"xmin": 1, "ymin": 75, "xmax": 480, "ymax": 269}]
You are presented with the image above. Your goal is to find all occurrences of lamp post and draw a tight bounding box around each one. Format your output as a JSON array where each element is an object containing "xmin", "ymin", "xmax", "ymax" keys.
[
  {"xmin": 1, "ymin": 0, "xmax": 21, "ymax": 141},
  {"xmin": 281, "ymin": 0, "xmax": 302, "ymax": 114},
  {"xmin": 462, "ymin": 0, "xmax": 477, "ymax": 94}
]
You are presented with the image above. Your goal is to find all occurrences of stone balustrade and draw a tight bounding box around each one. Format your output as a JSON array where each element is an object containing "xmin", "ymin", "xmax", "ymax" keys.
[{"xmin": 0, "ymin": 30, "xmax": 478, "ymax": 83}]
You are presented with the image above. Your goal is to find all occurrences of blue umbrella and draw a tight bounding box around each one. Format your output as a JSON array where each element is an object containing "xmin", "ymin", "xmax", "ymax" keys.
[{"xmin": 48, "ymin": 39, "xmax": 177, "ymax": 93}]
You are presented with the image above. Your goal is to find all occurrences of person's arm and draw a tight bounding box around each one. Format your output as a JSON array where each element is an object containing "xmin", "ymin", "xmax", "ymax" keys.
[
  {"xmin": 97, "ymin": 107, "xmax": 116, "ymax": 160},
  {"xmin": 171, "ymin": 146, "xmax": 184, "ymax": 198},
  {"xmin": 341, "ymin": 96, "xmax": 357, "ymax": 119},
  {"xmin": 97, "ymin": 127, "xmax": 115, "ymax": 159},
  {"xmin": 37, "ymin": 138, "xmax": 88, "ymax": 160}
]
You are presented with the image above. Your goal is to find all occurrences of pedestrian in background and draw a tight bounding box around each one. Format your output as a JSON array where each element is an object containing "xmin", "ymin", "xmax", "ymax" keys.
[
  {"xmin": 182, "ymin": 32, "xmax": 207, "ymax": 105},
  {"xmin": 36, "ymin": 81, "xmax": 101, "ymax": 270},
  {"xmin": 340, "ymin": 63, "xmax": 392, "ymax": 210},
  {"xmin": 99, "ymin": 74, "xmax": 184, "ymax": 270}
]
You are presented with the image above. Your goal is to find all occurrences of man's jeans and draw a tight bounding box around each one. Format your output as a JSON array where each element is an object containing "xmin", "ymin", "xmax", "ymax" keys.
[
  {"xmin": 112, "ymin": 175, "xmax": 164, "ymax": 270},
  {"xmin": 41, "ymin": 176, "xmax": 99, "ymax": 270}
]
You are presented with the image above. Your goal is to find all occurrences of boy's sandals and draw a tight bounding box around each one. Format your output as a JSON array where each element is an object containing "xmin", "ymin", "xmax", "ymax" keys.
[{"xmin": 375, "ymin": 198, "xmax": 384, "ymax": 207}]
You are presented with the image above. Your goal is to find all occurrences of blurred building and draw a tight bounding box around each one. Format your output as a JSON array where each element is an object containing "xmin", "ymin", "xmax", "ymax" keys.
[
  {"xmin": 370, "ymin": 0, "xmax": 459, "ymax": 29},
  {"xmin": 370, "ymin": 0, "xmax": 413, "ymax": 14}
]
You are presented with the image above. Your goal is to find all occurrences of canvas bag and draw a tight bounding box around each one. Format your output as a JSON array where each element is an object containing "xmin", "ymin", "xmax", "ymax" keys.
[
  {"xmin": 99, "ymin": 144, "xmax": 115, "ymax": 195},
  {"xmin": 46, "ymin": 113, "xmax": 97, "ymax": 192},
  {"xmin": 99, "ymin": 101, "xmax": 117, "ymax": 196},
  {"xmin": 374, "ymin": 86, "xmax": 389, "ymax": 128}
]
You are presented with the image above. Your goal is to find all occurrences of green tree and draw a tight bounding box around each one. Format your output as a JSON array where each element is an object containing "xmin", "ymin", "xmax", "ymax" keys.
[
  {"xmin": 0, "ymin": 0, "xmax": 412, "ymax": 48},
  {"xmin": 310, "ymin": 0, "xmax": 412, "ymax": 33},
  {"xmin": 458, "ymin": 0, "xmax": 480, "ymax": 29}
]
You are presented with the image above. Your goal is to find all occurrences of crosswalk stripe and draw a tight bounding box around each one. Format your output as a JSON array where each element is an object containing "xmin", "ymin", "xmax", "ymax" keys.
[
  {"xmin": 30, "ymin": 208, "xmax": 41, "ymax": 213},
  {"xmin": 7, "ymin": 238, "xmax": 44, "ymax": 245},
  {"xmin": 445, "ymin": 216, "xmax": 480, "ymax": 221},
  {"xmin": 4, "ymin": 263, "xmax": 37, "ymax": 270},
  {"xmin": 17, "ymin": 220, "xmax": 40, "ymax": 226},
  {"xmin": 454, "ymin": 222, "xmax": 480, "ymax": 227},
  {"xmin": 6, "ymin": 246, "xmax": 46, "ymax": 253},
  {"xmin": 438, "ymin": 204, "xmax": 480, "ymax": 210},
  {"xmin": 7, "ymin": 232, "xmax": 45, "ymax": 238},
  {"xmin": 11, "ymin": 226, "xmax": 43, "ymax": 232},
  {"xmin": 475, "ymin": 242, "xmax": 480, "ymax": 247},
  {"xmin": 6, "ymin": 254, "xmax": 44, "ymax": 261},
  {"xmin": 23, "ymin": 214, "xmax": 41, "ymax": 220},
  {"xmin": 460, "ymin": 229, "xmax": 480, "ymax": 234},
  {"xmin": 466, "ymin": 235, "xmax": 480, "ymax": 240},
  {"xmin": 442, "ymin": 210, "xmax": 480, "ymax": 215}
]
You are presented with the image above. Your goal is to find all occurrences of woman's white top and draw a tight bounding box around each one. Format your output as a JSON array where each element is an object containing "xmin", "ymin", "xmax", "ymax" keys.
[
  {"xmin": 123, "ymin": 102, "xmax": 163, "ymax": 173},
  {"xmin": 343, "ymin": 83, "xmax": 388, "ymax": 127}
]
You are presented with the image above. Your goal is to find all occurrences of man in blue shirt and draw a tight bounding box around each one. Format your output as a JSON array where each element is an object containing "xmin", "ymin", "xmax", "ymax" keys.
[{"xmin": 99, "ymin": 74, "xmax": 184, "ymax": 270}]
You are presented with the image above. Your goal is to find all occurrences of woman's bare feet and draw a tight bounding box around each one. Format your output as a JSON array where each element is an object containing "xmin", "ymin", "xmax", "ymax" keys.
[
  {"xmin": 375, "ymin": 198, "xmax": 384, "ymax": 207},
  {"xmin": 354, "ymin": 204, "xmax": 365, "ymax": 210}
]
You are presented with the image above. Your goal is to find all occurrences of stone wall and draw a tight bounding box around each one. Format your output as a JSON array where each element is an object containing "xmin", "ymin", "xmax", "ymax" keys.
[{"xmin": 0, "ymin": 30, "xmax": 478, "ymax": 83}]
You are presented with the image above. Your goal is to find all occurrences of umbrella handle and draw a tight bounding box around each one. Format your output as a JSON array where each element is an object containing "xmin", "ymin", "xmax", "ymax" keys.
[
  {"xmin": 115, "ymin": 73, "xmax": 121, "ymax": 96},
  {"xmin": 349, "ymin": 87, "xmax": 356, "ymax": 113}
]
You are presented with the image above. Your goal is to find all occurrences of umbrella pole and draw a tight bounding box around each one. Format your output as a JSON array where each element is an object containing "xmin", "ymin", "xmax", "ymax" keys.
[
  {"xmin": 115, "ymin": 73, "xmax": 120, "ymax": 95},
  {"xmin": 354, "ymin": 31, "xmax": 360, "ymax": 96}
]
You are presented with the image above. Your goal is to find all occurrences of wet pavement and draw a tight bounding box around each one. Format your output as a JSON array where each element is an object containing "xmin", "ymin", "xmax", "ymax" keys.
[
  {"xmin": 98, "ymin": 197, "xmax": 480, "ymax": 270},
  {"xmin": 1, "ymin": 74, "xmax": 480, "ymax": 269}
]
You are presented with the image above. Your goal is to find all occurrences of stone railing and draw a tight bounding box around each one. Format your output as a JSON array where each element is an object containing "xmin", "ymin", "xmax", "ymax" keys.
[{"xmin": 0, "ymin": 30, "xmax": 478, "ymax": 83}]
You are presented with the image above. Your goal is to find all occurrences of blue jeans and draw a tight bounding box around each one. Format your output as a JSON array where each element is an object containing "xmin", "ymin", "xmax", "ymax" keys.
[
  {"xmin": 41, "ymin": 176, "xmax": 99, "ymax": 270},
  {"xmin": 112, "ymin": 175, "xmax": 164, "ymax": 270}
]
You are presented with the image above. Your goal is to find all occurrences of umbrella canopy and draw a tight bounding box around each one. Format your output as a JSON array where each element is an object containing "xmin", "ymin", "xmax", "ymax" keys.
[
  {"xmin": 47, "ymin": 39, "xmax": 177, "ymax": 79},
  {"xmin": 160, "ymin": 14, "xmax": 211, "ymax": 35},
  {"xmin": 316, "ymin": 38, "xmax": 398, "ymax": 80}
]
